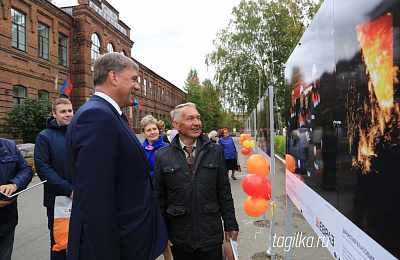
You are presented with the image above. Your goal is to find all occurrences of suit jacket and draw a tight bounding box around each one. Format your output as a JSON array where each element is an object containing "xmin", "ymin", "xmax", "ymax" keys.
[{"xmin": 66, "ymin": 95, "xmax": 167, "ymax": 260}]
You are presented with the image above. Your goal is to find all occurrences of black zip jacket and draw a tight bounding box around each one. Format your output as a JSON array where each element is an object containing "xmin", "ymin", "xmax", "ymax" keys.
[{"xmin": 153, "ymin": 134, "xmax": 239, "ymax": 249}]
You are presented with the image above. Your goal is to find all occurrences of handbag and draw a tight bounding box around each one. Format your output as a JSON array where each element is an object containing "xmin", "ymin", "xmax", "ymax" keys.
[
  {"xmin": 236, "ymin": 157, "xmax": 241, "ymax": 172},
  {"xmin": 53, "ymin": 196, "xmax": 72, "ymax": 251}
]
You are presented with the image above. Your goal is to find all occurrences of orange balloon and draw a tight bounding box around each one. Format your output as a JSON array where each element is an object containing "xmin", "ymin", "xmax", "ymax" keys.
[
  {"xmin": 285, "ymin": 154, "xmax": 296, "ymax": 173},
  {"xmin": 243, "ymin": 196, "xmax": 269, "ymax": 217},
  {"xmin": 239, "ymin": 140, "xmax": 243, "ymax": 146},
  {"xmin": 240, "ymin": 135, "xmax": 245, "ymax": 142},
  {"xmin": 246, "ymin": 154, "xmax": 270, "ymax": 178}
]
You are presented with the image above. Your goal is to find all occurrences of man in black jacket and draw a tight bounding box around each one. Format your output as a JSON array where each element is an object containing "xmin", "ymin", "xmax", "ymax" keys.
[
  {"xmin": 34, "ymin": 98, "xmax": 73, "ymax": 260},
  {"xmin": 153, "ymin": 102, "xmax": 239, "ymax": 260},
  {"xmin": 0, "ymin": 138, "xmax": 32, "ymax": 260}
]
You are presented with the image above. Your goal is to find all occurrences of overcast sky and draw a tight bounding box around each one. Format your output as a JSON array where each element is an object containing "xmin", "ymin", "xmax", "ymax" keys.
[{"xmin": 108, "ymin": 0, "xmax": 241, "ymax": 90}]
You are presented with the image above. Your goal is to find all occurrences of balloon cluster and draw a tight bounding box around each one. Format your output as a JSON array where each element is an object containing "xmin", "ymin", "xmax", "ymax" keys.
[
  {"xmin": 242, "ymin": 154, "xmax": 272, "ymax": 217},
  {"xmin": 238, "ymin": 134, "xmax": 255, "ymax": 156}
]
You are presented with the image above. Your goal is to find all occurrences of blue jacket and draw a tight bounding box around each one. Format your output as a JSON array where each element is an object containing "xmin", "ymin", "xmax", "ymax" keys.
[
  {"xmin": 0, "ymin": 138, "xmax": 33, "ymax": 234},
  {"xmin": 34, "ymin": 117, "xmax": 73, "ymax": 208},
  {"xmin": 142, "ymin": 136, "xmax": 168, "ymax": 180},
  {"xmin": 218, "ymin": 136, "xmax": 238, "ymax": 159}
]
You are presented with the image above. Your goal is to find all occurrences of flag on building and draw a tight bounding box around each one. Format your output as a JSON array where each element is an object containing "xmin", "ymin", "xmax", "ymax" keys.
[
  {"xmin": 55, "ymin": 75, "xmax": 58, "ymax": 90},
  {"xmin": 60, "ymin": 79, "xmax": 73, "ymax": 96}
]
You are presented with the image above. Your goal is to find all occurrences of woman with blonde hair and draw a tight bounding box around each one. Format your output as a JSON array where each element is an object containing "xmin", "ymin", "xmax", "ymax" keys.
[{"xmin": 141, "ymin": 115, "xmax": 169, "ymax": 180}]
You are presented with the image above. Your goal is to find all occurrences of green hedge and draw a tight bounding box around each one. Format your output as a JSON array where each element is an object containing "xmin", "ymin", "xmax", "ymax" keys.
[{"xmin": 274, "ymin": 135, "xmax": 286, "ymax": 159}]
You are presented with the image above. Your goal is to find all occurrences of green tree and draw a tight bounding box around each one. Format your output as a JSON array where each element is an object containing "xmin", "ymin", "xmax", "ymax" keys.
[
  {"xmin": 206, "ymin": 0, "xmax": 322, "ymax": 133},
  {"xmin": 184, "ymin": 68, "xmax": 202, "ymax": 103},
  {"xmin": 184, "ymin": 69, "xmax": 225, "ymax": 132},
  {"xmin": 2, "ymin": 98, "xmax": 52, "ymax": 143}
]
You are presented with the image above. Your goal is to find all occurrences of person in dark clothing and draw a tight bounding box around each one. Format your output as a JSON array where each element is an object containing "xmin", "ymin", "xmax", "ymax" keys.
[
  {"xmin": 0, "ymin": 138, "xmax": 33, "ymax": 260},
  {"xmin": 153, "ymin": 102, "xmax": 239, "ymax": 260},
  {"xmin": 157, "ymin": 120, "xmax": 170, "ymax": 144},
  {"xmin": 208, "ymin": 130, "xmax": 218, "ymax": 143},
  {"xmin": 34, "ymin": 98, "xmax": 74, "ymax": 260}
]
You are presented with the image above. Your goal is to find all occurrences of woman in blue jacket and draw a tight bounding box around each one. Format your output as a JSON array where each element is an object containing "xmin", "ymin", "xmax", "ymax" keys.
[
  {"xmin": 218, "ymin": 128, "xmax": 238, "ymax": 180},
  {"xmin": 141, "ymin": 115, "xmax": 169, "ymax": 181},
  {"xmin": 140, "ymin": 115, "xmax": 171, "ymax": 260}
]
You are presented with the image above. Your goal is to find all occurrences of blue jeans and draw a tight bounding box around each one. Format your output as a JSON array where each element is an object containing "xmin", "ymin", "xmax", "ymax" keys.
[
  {"xmin": 46, "ymin": 207, "xmax": 67, "ymax": 260},
  {"xmin": 0, "ymin": 229, "xmax": 15, "ymax": 260}
]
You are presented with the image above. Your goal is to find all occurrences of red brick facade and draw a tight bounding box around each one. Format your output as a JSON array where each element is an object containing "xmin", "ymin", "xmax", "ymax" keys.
[{"xmin": 0, "ymin": 0, "xmax": 184, "ymax": 136}]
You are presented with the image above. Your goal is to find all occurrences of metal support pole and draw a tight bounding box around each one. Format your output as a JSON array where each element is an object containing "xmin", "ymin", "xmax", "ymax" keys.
[
  {"xmin": 267, "ymin": 85, "xmax": 276, "ymax": 259},
  {"xmin": 286, "ymin": 195, "xmax": 293, "ymax": 260}
]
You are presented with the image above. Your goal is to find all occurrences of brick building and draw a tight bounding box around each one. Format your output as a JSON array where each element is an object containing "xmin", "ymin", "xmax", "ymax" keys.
[{"xmin": 0, "ymin": 0, "xmax": 185, "ymax": 135}]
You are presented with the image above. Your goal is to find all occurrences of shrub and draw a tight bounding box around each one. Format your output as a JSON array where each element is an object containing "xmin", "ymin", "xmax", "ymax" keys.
[
  {"xmin": 274, "ymin": 135, "xmax": 286, "ymax": 159},
  {"xmin": 2, "ymin": 98, "xmax": 52, "ymax": 143}
]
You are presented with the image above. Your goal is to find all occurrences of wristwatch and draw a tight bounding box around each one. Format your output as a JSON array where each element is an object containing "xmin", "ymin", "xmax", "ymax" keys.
[{"xmin": 12, "ymin": 183, "xmax": 18, "ymax": 189}]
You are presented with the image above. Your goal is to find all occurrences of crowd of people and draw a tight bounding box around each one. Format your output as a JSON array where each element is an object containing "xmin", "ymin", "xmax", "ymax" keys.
[{"xmin": 0, "ymin": 52, "xmax": 240, "ymax": 260}]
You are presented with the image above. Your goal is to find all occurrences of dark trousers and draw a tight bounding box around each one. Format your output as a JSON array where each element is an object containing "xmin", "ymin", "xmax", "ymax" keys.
[
  {"xmin": 0, "ymin": 229, "xmax": 15, "ymax": 260},
  {"xmin": 46, "ymin": 207, "xmax": 67, "ymax": 260},
  {"xmin": 171, "ymin": 246, "xmax": 222, "ymax": 260}
]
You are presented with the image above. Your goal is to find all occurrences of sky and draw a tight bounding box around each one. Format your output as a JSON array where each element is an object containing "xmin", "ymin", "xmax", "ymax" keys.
[
  {"xmin": 52, "ymin": 0, "xmax": 242, "ymax": 89},
  {"xmin": 107, "ymin": 0, "xmax": 242, "ymax": 90}
]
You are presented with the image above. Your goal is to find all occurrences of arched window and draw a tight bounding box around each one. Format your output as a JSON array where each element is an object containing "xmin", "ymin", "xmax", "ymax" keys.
[
  {"xmin": 121, "ymin": 50, "xmax": 126, "ymax": 56},
  {"xmin": 150, "ymin": 82, "xmax": 153, "ymax": 98},
  {"xmin": 107, "ymin": 43, "xmax": 114, "ymax": 53},
  {"xmin": 91, "ymin": 33, "xmax": 101, "ymax": 71},
  {"xmin": 143, "ymin": 79, "xmax": 147, "ymax": 96}
]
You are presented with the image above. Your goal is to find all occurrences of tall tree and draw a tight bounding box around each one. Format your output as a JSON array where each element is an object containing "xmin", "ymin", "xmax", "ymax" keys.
[
  {"xmin": 184, "ymin": 68, "xmax": 201, "ymax": 103},
  {"xmin": 184, "ymin": 69, "xmax": 225, "ymax": 132},
  {"xmin": 206, "ymin": 0, "xmax": 321, "ymax": 133}
]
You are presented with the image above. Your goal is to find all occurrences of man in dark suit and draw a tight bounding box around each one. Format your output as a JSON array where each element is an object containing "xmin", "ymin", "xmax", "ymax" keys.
[{"xmin": 66, "ymin": 53, "xmax": 167, "ymax": 260}]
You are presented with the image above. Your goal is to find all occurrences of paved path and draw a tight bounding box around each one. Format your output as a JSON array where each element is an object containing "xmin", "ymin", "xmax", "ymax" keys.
[{"xmin": 12, "ymin": 135, "xmax": 332, "ymax": 259}]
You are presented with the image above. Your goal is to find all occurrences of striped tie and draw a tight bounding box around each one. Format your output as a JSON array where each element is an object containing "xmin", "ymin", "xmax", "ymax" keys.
[{"xmin": 183, "ymin": 146, "xmax": 195, "ymax": 173}]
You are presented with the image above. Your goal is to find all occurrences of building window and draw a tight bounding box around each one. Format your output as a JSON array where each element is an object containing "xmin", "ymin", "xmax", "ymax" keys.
[
  {"xmin": 91, "ymin": 33, "xmax": 101, "ymax": 71},
  {"xmin": 38, "ymin": 90, "xmax": 49, "ymax": 99},
  {"xmin": 38, "ymin": 23, "xmax": 49, "ymax": 59},
  {"xmin": 133, "ymin": 110, "xmax": 137, "ymax": 127},
  {"xmin": 11, "ymin": 8, "xmax": 26, "ymax": 51},
  {"xmin": 58, "ymin": 33, "xmax": 68, "ymax": 66},
  {"xmin": 162, "ymin": 88, "xmax": 165, "ymax": 102},
  {"xmin": 139, "ymin": 111, "xmax": 142, "ymax": 122},
  {"xmin": 107, "ymin": 43, "xmax": 114, "ymax": 53},
  {"xmin": 166, "ymin": 91, "xmax": 169, "ymax": 104},
  {"xmin": 158, "ymin": 86, "xmax": 161, "ymax": 101},
  {"xmin": 150, "ymin": 82, "xmax": 153, "ymax": 98},
  {"xmin": 13, "ymin": 85, "xmax": 26, "ymax": 106},
  {"xmin": 138, "ymin": 76, "xmax": 142, "ymax": 94},
  {"xmin": 144, "ymin": 79, "xmax": 147, "ymax": 96}
]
